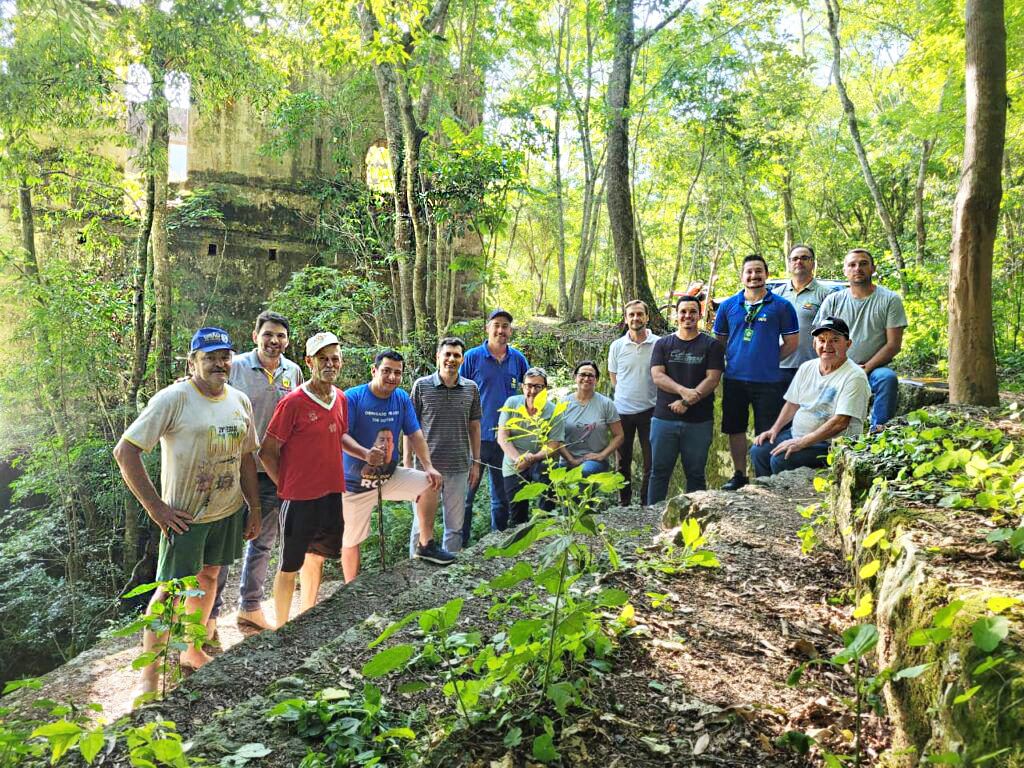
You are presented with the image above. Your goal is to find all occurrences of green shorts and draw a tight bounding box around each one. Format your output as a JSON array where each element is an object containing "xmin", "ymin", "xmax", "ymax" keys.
[{"xmin": 156, "ymin": 509, "xmax": 245, "ymax": 582}]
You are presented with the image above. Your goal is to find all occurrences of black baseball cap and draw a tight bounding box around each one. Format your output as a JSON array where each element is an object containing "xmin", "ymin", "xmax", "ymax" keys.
[
  {"xmin": 811, "ymin": 316, "xmax": 851, "ymax": 339},
  {"xmin": 487, "ymin": 309, "xmax": 513, "ymax": 323}
]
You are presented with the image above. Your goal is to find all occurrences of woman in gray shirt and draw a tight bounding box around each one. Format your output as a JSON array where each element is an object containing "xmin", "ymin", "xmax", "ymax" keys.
[{"xmin": 558, "ymin": 361, "xmax": 624, "ymax": 477}]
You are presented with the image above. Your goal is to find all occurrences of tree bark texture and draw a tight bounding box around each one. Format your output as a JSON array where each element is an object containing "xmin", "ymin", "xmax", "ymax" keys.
[
  {"xmin": 825, "ymin": 0, "xmax": 907, "ymax": 289},
  {"xmin": 914, "ymin": 138, "xmax": 935, "ymax": 264},
  {"xmin": 130, "ymin": 170, "xmax": 156, "ymax": 410},
  {"xmin": 151, "ymin": 103, "xmax": 173, "ymax": 388},
  {"xmin": 18, "ymin": 181, "xmax": 38, "ymax": 278},
  {"xmin": 553, "ymin": 5, "xmax": 569, "ymax": 318},
  {"xmin": 948, "ymin": 0, "xmax": 1005, "ymax": 405},
  {"xmin": 605, "ymin": 0, "xmax": 665, "ymax": 330}
]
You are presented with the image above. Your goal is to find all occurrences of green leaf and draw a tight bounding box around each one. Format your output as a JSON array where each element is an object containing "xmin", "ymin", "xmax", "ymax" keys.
[
  {"xmin": 149, "ymin": 738, "xmax": 184, "ymax": 763},
  {"xmin": 908, "ymin": 627, "xmax": 952, "ymax": 647},
  {"xmin": 926, "ymin": 751, "xmax": 964, "ymax": 764},
  {"xmin": 953, "ymin": 685, "xmax": 981, "ymax": 704},
  {"xmin": 512, "ymin": 482, "xmax": 547, "ymax": 503},
  {"xmin": 913, "ymin": 461, "xmax": 933, "ymax": 478},
  {"xmin": 121, "ymin": 581, "xmax": 160, "ymax": 599},
  {"xmin": 509, "ymin": 619, "xmax": 544, "ymax": 646},
  {"xmin": 503, "ymin": 727, "xmax": 522, "ymax": 747},
  {"xmin": 971, "ymin": 616, "xmax": 1009, "ymax": 652},
  {"xmin": 975, "ymin": 491, "xmax": 1000, "ymax": 509},
  {"xmin": 2, "ymin": 677, "xmax": 42, "ymax": 695},
  {"xmin": 31, "ymin": 720, "xmax": 83, "ymax": 764},
  {"xmin": 933, "ymin": 600, "xmax": 965, "ymax": 628},
  {"xmin": 557, "ymin": 608, "xmax": 589, "ymax": 635},
  {"xmin": 234, "ymin": 743, "xmax": 272, "ymax": 759},
  {"xmin": 894, "ymin": 663, "xmax": 934, "ymax": 680},
  {"xmin": 862, "ymin": 528, "xmax": 887, "ymax": 548},
  {"xmin": 131, "ymin": 651, "xmax": 159, "ymax": 670},
  {"xmin": 972, "ymin": 655, "xmax": 1005, "ymax": 676},
  {"xmin": 486, "ymin": 562, "xmax": 532, "ymax": 590},
  {"xmin": 777, "ymin": 731, "xmax": 813, "ymax": 754},
  {"xmin": 361, "ymin": 644, "xmax": 415, "ymax": 678},
  {"xmin": 596, "ymin": 588, "xmax": 630, "ymax": 607},
  {"xmin": 485, "ymin": 519, "xmax": 552, "ymax": 558},
  {"xmin": 832, "ymin": 624, "xmax": 878, "ymax": 664},
  {"xmin": 369, "ymin": 610, "xmax": 422, "ymax": 648},
  {"xmin": 378, "ymin": 727, "xmax": 415, "ymax": 740},
  {"xmin": 79, "ymin": 728, "xmax": 104, "ymax": 764},
  {"xmin": 859, "ymin": 559, "xmax": 881, "ymax": 579},
  {"xmin": 546, "ymin": 681, "xmax": 575, "ymax": 714},
  {"xmin": 441, "ymin": 598, "xmax": 463, "ymax": 630},
  {"xmin": 532, "ymin": 732, "xmax": 559, "ymax": 762}
]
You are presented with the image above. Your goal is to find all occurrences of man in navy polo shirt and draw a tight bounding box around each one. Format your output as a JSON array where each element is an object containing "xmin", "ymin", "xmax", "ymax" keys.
[
  {"xmin": 460, "ymin": 309, "xmax": 529, "ymax": 542},
  {"xmin": 712, "ymin": 255, "xmax": 799, "ymax": 490}
]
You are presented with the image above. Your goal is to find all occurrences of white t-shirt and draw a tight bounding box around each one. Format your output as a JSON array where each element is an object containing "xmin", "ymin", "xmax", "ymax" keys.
[
  {"xmin": 122, "ymin": 380, "xmax": 259, "ymax": 523},
  {"xmin": 607, "ymin": 330, "xmax": 660, "ymax": 415},
  {"xmin": 785, "ymin": 358, "xmax": 869, "ymax": 440}
]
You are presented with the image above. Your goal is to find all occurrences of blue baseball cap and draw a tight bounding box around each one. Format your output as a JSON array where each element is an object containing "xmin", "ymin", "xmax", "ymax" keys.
[{"xmin": 190, "ymin": 327, "xmax": 235, "ymax": 353}]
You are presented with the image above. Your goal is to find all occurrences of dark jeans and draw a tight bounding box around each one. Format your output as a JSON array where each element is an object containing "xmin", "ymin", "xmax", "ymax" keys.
[
  {"xmin": 463, "ymin": 440, "xmax": 509, "ymax": 546},
  {"xmin": 211, "ymin": 473, "xmax": 282, "ymax": 618},
  {"xmin": 648, "ymin": 417, "xmax": 714, "ymax": 504},
  {"xmin": 750, "ymin": 428, "xmax": 830, "ymax": 476},
  {"xmin": 502, "ymin": 464, "xmax": 553, "ymax": 529},
  {"xmin": 616, "ymin": 408, "xmax": 653, "ymax": 506}
]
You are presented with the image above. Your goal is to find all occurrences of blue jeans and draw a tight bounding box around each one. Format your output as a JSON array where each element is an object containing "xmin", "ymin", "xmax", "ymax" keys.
[
  {"xmin": 868, "ymin": 367, "xmax": 898, "ymax": 427},
  {"xmin": 409, "ymin": 470, "xmax": 469, "ymax": 555},
  {"xmin": 750, "ymin": 428, "xmax": 830, "ymax": 476},
  {"xmin": 211, "ymin": 473, "xmax": 283, "ymax": 617},
  {"xmin": 647, "ymin": 417, "xmax": 714, "ymax": 504},
  {"xmin": 561, "ymin": 458, "xmax": 610, "ymax": 477},
  {"xmin": 463, "ymin": 440, "xmax": 508, "ymax": 545}
]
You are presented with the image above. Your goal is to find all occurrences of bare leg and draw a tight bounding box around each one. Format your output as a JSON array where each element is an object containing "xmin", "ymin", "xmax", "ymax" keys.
[
  {"xmin": 341, "ymin": 545, "xmax": 360, "ymax": 583},
  {"xmin": 272, "ymin": 569, "xmax": 298, "ymax": 628},
  {"xmin": 138, "ymin": 585, "xmax": 170, "ymax": 695},
  {"xmin": 415, "ymin": 487, "xmax": 439, "ymax": 548},
  {"xmin": 179, "ymin": 565, "xmax": 219, "ymax": 669},
  {"xmin": 299, "ymin": 553, "xmax": 324, "ymax": 613},
  {"xmin": 728, "ymin": 433, "xmax": 748, "ymax": 476}
]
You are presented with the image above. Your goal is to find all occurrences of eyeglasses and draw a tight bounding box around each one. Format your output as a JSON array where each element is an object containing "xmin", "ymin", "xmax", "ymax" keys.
[
  {"xmin": 523, "ymin": 383, "xmax": 545, "ymax": 391},
  {"xmin": 576, "ymin": 372, "xmax": 597, "ymax": 379},
  {"xmin": 789, "ymin": 255, "xmax": 813, "ymax": 262}
]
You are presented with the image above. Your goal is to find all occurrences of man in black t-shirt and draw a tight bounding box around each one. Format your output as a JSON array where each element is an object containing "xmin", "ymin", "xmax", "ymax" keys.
[{"xmin": 648, "ymin": 295, "xmax": 726, "ymax": 503}]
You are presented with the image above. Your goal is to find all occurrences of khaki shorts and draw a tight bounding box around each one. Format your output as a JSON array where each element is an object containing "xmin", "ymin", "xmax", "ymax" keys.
[
  {"xmin": 342, "ymin": 467, "xmax": 430, "ymax": 548},
  {"xmin": 156, "ymin": 509, "xmax": 245, "ymax": 581}
]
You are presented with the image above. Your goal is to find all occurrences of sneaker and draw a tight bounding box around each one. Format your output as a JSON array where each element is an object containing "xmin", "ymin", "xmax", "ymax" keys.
[
  {"xmin": 414, "ymin": 539, "xmax": 456, "ymax": 566},
  {"xmin": 721, "ymin": 472, "xmax": 748, "ymax": 491}
]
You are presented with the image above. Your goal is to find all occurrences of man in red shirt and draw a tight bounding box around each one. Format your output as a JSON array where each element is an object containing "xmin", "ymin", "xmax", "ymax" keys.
[{"xmin": 259, "ymin": 332, "xmax": 379, "ymax": 627}]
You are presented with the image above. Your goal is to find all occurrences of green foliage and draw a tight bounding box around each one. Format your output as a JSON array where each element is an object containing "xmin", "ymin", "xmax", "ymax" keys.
[{"xmin": 266, "ymin": 684, "xmax": 415, "ymax": 766}]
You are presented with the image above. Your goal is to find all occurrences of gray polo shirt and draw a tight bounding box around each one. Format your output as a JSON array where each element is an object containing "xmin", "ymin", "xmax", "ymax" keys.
[
  {"xmin": 229, "ymin": 349, "xmax": 304, "ymax": 471},
  {"xmin": 410, "ymin": 372, "xmax": 482, "ymax": 474},
  {"xmin": 773, "ymin": 278, "xmax": 839, "ymax": 369},
  {"xmin": 814, "ymin": 285, "xmax": 909, "ymax": 366}
]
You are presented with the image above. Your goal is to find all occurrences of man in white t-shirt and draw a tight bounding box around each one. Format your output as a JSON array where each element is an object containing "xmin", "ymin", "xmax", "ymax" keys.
[
  {"xmin": 607, "ymin": 299, "xmax": 659, "ymax": 506},
  {"xmin": 750, "ymin": 317, "xmax": 869, "ymax": 476},
  {"xmin": 113, "ymin": 327, "xmax": 261, "ymax": 696}
]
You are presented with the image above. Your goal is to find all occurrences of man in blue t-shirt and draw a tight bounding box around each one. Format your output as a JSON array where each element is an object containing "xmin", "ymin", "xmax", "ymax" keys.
[
  {"xmin": 342, "ymin": 350, "xmax": 448, "ymax": 581},
  {"xmin": 459, "ymin": 309, "xmax": 529, "ymax": 543},
  {"xmin": 712, "ymin": 255, "xmax": 799, "ymax": 490}
]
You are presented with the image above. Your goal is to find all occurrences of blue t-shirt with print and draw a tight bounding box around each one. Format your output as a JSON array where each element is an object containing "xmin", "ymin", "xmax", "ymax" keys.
[
  {"xmin": 459, "ymin": 342, "xmax": 529, "ymax": 441},
  {"xmin": 343, "ymin": 384, "xmax": 421, "ymax": 493},
  {"xmin": 712, "ymin": 290, "xmax": 799, "ymax": 383}
]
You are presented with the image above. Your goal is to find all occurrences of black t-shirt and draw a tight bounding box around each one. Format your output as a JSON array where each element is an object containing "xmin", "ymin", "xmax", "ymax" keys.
[{"xmin": 650, "ymin": 332, "xmax": 725, "ymax": 422}]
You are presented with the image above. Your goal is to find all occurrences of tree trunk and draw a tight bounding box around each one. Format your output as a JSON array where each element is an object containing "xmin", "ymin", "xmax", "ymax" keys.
[
  {"xmin": 782, "ymin": 170, "xmax": 795, "ymax": 256},
  {"xmin": 914, "ymin": 138, "xmax": 935, "ymax": 264},
  {"xmin": 18, "ymin": 180, "xmax": 38, "ymax": 278},
  {"xmin": 605, "ymin": 0, "xmax": 665, "ymax": 330},
  {"xmin": 129, "ymin": 171, "xmax": 156, "ymax": 409},
  {"xmin": 948, "ymin": 0, "xmax": 1005, "ymax": 405},
  {"xmin": 670, "ymin": 134, "xmax": 707, "ymax": 294},
  {"xmin": 825, "ymin": 0, "xmax": 908, "ymax": 291},
  {"xmin": 553, "ymin": 6, "xmax": 569, "ymax": 318}
]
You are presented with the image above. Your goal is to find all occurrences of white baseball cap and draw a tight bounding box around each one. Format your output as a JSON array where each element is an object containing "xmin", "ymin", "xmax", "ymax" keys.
[{"xmin": 305, "ymin": 331, "xmax": 341, "ymax": 357}]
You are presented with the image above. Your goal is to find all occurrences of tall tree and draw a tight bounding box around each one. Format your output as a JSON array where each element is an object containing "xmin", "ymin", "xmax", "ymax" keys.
[
  {"xmin": 825, "ymin": 0, "xmax": 908, "ymax": 290},
  {"xmin": 948, "ymin": 0, "xmax": 1005, "ymax": 405},
  {"xmin": 605, "ymin": 0, "xmax": 686, "ymax": 330}
]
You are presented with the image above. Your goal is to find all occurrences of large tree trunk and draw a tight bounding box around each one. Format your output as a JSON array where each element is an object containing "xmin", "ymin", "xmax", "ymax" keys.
[
  {"xmin": 948, "ymin": 0, "xmax": 1005, "ymax": 405},
  {"xmin": 605, "ymin": 0, "xmax": 665, "ymax": 330},
  {"xmin": 825, "ymin": 0, "xmax": 908, "ymax": 292}
]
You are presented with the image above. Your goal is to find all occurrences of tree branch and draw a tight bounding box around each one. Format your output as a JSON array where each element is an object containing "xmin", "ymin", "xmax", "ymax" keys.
[{"xmin": 633, "ymin": 0, "xmax": 691, "ymax": 51}]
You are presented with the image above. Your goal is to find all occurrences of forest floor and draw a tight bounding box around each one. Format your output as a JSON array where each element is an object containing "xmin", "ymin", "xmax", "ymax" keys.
[{"xmin": 8, "ymin": 470, "xmax": 881, "ymax": 766}]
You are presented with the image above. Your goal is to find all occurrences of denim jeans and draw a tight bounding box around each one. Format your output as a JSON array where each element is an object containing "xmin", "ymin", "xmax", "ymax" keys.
[
  {"xmin": 647, "ymin": 417, "xmax": 714, "ymax": 504},
  {"xmin": 867, "ymin": 367, "xmax": 899, "ymax": 427},
  {"xmin": 409, "ymin": 470, "xmax": 470, "ymax": 555},
  {"xmin": 616, "ymin": 408, "xmax": 653, "ymax": 506},
  {"xmin": 560, "ymin": 457, "xmax": 610, "ymax": 477},
  {"xmin": 750, "ymin": 428, "xmax": 830, "ymax": 476},
  {"xmin": 211, "ymin": 473, "xmax": 283, "ymax": 618},
  {"xmin": 463, "ymin": 440, "xmax": 508, "ymax": 546}
]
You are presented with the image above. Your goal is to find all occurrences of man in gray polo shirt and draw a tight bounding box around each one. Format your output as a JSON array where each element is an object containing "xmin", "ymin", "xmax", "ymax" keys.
[
  {"xmin": 211, "ymin": 310, "xmax": 304, "ymax": 632},
  {"xmin": 773, "ymin": 244, "xmax": 838, "ymax": 384},
  {"xmin": 607, "ymin": 299, "xmax": 659, "ymax": 506},
  {"xmin": 406, "ymin": 337, "xmax": 482, "ymax": 554}
]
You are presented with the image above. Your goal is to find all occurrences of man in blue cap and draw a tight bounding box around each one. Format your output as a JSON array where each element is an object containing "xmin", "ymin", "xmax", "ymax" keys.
[
  {"xmin": 460, "ymin": 309, "xmax": 529, "ymax": 542},
  {"xmin": 113, "ymin": 327, "xmax": 261, "ymax": 696}
]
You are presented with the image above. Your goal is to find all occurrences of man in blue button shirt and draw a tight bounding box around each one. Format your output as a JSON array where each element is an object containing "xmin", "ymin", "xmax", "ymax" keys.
[
  {"xmin": 712, "ymin": 255, "xmax": 799, "ymax": 490},
  {"xmin": 460, "ymin": 309, "xmax": 529, "ymax": 543}
]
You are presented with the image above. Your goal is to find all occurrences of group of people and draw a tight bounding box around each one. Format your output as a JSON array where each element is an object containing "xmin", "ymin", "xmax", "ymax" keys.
[{"xmin": 113, "ymin": 244, "xmax": 906, "ymax": 693}]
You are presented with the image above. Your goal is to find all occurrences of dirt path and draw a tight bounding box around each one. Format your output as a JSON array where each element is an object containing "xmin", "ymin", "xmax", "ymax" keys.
[{"xmin": 9, "ymin": 470, "xmax": 879, "ymax": 766}]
